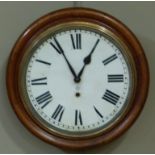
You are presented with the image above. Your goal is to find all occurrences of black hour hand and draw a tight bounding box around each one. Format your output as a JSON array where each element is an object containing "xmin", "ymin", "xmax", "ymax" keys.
[{"xmin": 76, "ymin": 39, "xmax": 100, "ymax": 82}]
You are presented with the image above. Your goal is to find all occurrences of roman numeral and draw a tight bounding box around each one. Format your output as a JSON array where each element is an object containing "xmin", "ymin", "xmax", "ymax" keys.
[
  {"xmin": 35, "ymin": 59, "xmax": 51, "ymax": 66},
  {"xmin": 31, "ymin": 77, "xmax": 47, "ymax": 85},
  {"xmin": 102, "ymin": 89, "xmax": 120, "ymax": 105},
  {"xmin": 93, "ymin": 106, "xmax": 103, "ymax": 118},
  {"xmin": 75, "ymin": 110, "xmax": 83, "ymax": 126},
  {"xmin": 103, "ymin": 54, "xmax": 118, "ymax": 65},
  {"xmin": 70, "ymin": 33, "xmax": 81, "ymax": 49},
  {"xmin": 50, "ymin": 37, "xmax": 63, "ymax": 54},
  {"xmin": 36, "ymin": 91, "xmax": 52, "ymax": 109},
  {"xmin": 52, "ymin": 104, "xmax": 64, "ymax": 122},
  {"xmin": 108, "ymin": 74, "xmax": 124, "ymax": 82}
]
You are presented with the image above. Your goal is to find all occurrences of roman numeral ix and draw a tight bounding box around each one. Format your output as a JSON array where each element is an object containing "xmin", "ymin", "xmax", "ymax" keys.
[
  {"xmin": 108, "ymin": 74, "xmax": 124, "ymax": 82},
  {"xmin": 31, "ymin": 77, "xmax": 47, "ymax": 85},
  {"xmin": 70, "ymin": 33, "xmax": 81, "ymax": 49},
  {"xmin": 75, "ymin": 110, "xmax": 83, "ymax": 126},
  {"xmin": 103, "ymin": 54, "xmax": 118, "ymax": 65},
  {"xmin": 36, "ymin": 91, "xmax": 52, "ymax": 109},
  {"xmin": 102, "ymin": 89, "xmax": 120, "ymax": 105},
  {"xmin": 52, "ymin": 104, "xmax": 64, "ymax": 122}
]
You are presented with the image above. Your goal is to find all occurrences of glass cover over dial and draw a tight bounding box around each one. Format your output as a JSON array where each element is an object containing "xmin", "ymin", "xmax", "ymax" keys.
[{"xmin": 23, "ymin": 26, "xmax": 132, "ymax": 137}]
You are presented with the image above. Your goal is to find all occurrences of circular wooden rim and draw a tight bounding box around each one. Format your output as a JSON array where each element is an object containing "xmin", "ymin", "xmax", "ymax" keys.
[{"xmin": 6, "ymin": 7, "xmax": 149, "ymax": 149}]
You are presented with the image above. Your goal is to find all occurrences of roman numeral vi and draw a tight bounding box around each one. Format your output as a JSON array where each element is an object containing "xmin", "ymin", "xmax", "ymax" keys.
[{"xmin": 75, "ymin": 110, "xmax": 83, "ymax": 126}]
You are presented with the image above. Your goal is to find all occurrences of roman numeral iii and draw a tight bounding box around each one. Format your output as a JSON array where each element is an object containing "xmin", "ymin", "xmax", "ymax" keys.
[
  {"xmin": 70, "ymin": 33, "xmax": 81, "ymax": 49},
  {"xmin": 102, "ymin": 89, "xmax": 120, "ymax": 105},
  {"xmin": 75, "ymin": 110, "xmax": 83, "ymax": 126},
  {"xmin": 108, "ymin": 74, "xmax": 124, "ymax": 82},
  {"xmin": 36, "ymin": 91, "xmax": 52, "ymax": 109},
  {"xmin": 52, "ymin": 104, "xmax": 64, "ymax": 122}
]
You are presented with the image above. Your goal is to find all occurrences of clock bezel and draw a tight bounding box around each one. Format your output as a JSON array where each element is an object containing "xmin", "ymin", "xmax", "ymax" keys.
[
  {"xmin": 18, "ymin": 21, "xmax": 136, "ymax": 139},
  {"xmin": 6, "ymin": 8, "xmax": 149, "ymax": 149}
]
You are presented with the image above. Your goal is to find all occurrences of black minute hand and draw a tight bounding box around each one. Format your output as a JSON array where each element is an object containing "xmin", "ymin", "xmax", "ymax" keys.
[
  {"xmin": 75, "ymin": 39, "xmax": 100, "ymax": 82},
  {"xmin": 51, "ymin": 37, "xmax": 78, "ymax": 81}
]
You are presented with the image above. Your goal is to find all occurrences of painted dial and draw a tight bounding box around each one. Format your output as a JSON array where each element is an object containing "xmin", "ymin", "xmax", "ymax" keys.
[{"xmin": 25, "ymin": 28, "xmax": 132, "ymax": 136}]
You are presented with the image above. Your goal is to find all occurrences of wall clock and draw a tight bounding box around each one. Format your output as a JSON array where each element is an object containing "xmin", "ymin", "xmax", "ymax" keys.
[{"xmin": 7, "ymin": 8, "xmax": 149, "ymax": 149}]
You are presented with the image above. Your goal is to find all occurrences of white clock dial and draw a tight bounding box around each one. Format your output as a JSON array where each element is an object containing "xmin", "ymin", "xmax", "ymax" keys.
[{"xmin": 25, "ymin": 28, "xmax": 131, "ymax": 136}]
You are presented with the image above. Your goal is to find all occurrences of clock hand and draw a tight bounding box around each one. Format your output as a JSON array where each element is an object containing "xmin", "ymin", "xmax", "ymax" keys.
[
  {"xmin": 52, "ymin": 37, "xmax": 78, "ymax": 81},
  {"xmin": 76, "ymin": 39, "xmax": 100, "ymax": 82}
]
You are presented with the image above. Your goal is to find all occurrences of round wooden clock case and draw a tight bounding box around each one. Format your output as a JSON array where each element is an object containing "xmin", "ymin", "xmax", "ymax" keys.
[{"xmin": 6, "ymin": 8, "xmax": 149, "ymax": 149}]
